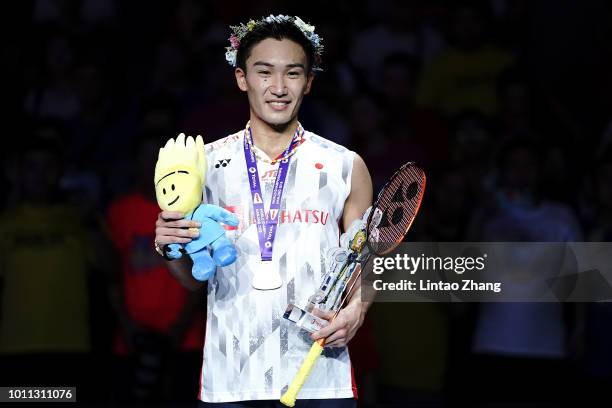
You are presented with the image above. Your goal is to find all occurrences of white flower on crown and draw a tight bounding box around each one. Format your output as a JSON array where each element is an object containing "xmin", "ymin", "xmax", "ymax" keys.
[
  {"xmin": 225, "ymin": 49, "xmax": 237, "ymax": 66},
  {"xmin": 293, "ymin": 17, "xmax": 315, "ymax": 36},
  {"xmin": 264, "ymin": 14, "xmax": 290, "ymax": 24}
]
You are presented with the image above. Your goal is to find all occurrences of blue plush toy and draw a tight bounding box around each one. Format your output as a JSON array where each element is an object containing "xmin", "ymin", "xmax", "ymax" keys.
[{"xmin": 154, "ymin": 133, "xmax": 239, "ymax": 281}]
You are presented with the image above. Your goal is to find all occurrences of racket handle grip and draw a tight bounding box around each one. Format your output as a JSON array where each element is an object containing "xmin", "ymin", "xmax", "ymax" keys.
[{"xmin": 280, "ymin": 339, "xmax": 325, "ymax": 407}]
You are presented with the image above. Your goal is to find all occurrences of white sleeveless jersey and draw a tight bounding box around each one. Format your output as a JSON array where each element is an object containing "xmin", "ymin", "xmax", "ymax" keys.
[{"xmin": 199, "ymin": 129, "xmax": 357, "ymax": 402}]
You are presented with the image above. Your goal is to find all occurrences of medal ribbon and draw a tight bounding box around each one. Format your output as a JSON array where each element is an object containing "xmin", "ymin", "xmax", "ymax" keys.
[{"xmin": 243, "ymin": 123, "xmax": 302, "ymax": 261}]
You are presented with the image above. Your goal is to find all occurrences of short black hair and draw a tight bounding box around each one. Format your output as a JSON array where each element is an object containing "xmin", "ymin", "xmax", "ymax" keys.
[{"xmin": 236, "ymin": 19, "xmax": 318, "ymax": 74}]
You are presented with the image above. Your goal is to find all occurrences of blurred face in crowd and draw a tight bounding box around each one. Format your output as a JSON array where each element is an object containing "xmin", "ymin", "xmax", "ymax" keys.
[
  {"xmin": 351, "ymin": 96, "xmax": 383, "ymax": 134},
  {"xmin": 451, "ymin": 115, "xmax": 491, "ymax": 163},
  {"xmin": 382, "ymin": 63, "xmax": 415, "ymax": 103},
  {"xmin": 453, "ymin": 6, "xmax": 485, "ymax": 50},
  {"xmin": 46, "ymin": 35, "xmax": 74, "ymax": 77},
  {"xmin": 501, "ymin": 81, "xmax": 531, "ymax": 121},
  {"xmin": 76, "ymin": 63, "xmax": 104, "ymax": 109},
  {"xmin": 22, "ymin": 150, "xmax": 61, "ymax": 202},
  {"xmin": 503, "ymin": 147, "xmax": 539, "ymax": 193},
  {"xmin": 235, "ymin": 38, "xmax": 313, "ymax": 130},
  {"xmin": 435, "ymin": 171, "xmax": 468, "ymax": 221}
]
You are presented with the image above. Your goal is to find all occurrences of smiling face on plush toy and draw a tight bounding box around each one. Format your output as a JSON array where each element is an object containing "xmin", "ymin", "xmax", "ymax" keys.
[
  {"xmin": 155, "ymin": 168, "xmax": 202, "ymax": 213},
  {"xmin": 154, "ymin": 133, "xmax": 207, "ymax": 214}
]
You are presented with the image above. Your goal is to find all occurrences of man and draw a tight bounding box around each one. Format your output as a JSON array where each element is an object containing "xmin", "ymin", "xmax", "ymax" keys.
[
  {"xmin": 469, "ymin": 138, "xmax": 581, "ymax": 406},
  {"xmin": 107, "ymin": 133, "xmax": 204, "ymax": 402},
  {"xmin": 0, "ymin": 131, "xmax": 102, "ymax": 402},
  {"xmin": 154, "ymin": 15, "xmax": 373, "ymax": 407}
]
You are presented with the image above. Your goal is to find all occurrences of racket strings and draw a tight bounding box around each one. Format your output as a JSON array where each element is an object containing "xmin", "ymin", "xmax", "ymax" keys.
[{"xmin": 368, "ymin": 165, "xmax": 425, "ymax": 255}]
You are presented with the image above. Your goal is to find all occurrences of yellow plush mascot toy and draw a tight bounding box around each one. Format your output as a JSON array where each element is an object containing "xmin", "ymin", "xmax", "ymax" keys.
[{"xmin": 154, "ymin": 133, "xmax": 239, "ymax": 281}]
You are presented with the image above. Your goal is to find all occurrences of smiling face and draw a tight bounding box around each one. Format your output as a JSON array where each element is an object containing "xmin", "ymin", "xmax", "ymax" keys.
[
  {"xmin": 155, "ymin": 169, "xmax": 202, "ymax": 213},
  {"xmin": 235, "ymin": 38, "xmax": 313, "ymax": 129}
]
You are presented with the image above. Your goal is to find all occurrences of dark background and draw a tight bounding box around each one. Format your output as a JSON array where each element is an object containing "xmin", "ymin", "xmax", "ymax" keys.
[{"xmin": 1, "ymin": 0, "xmax": 612, "ymax": 407}]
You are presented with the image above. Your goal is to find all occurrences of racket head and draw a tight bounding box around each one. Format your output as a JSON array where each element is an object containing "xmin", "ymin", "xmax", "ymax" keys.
[{"xmin": 366, "ymin": 162, "xmax": 426, "ymax": 255}]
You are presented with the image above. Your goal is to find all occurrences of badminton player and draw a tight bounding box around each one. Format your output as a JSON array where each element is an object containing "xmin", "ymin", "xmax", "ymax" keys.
[{"xmin": 154, "ymin": 15, "xmax": 373, "ymax": 407}]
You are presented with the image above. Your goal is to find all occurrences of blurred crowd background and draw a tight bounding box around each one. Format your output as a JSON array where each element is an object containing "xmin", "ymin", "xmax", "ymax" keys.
[{"xmin": 1, "ymin": 0, "xmax": 612, "ymax": 407}]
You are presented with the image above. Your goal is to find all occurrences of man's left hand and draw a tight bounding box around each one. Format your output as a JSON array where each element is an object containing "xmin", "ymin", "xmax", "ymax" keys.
[{"xmin": 310, "ymin": 302, "xmax": 365, "ymax": 348}]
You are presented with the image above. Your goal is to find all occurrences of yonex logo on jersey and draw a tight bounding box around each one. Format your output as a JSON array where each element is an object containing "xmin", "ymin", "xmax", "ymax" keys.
[{"xmin": 215, "ymin": 159, "xmax": 231, "ymax": 168}]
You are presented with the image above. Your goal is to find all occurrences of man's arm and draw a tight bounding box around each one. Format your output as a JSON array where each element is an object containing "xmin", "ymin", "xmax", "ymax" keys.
[
  {"xmin": 340, "ymin": 154, "xmax": 374, "ymax": 232},
  {"xmin": 155, "ymin": 211, "xmax": 205, "ymax": 291},
  {"xmin": 312, "ymin": 153, "xmax": 373, "ymax": 347}
]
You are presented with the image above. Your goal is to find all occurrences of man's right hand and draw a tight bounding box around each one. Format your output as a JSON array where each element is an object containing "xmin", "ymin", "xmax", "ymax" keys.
[{"xmin": 155, "ymin": 211, "xmax": 201, "ymax": 248}]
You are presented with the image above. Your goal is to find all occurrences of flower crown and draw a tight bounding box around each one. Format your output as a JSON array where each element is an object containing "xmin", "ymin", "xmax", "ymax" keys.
[{"xmin": 225, "ymin": 15, "xmax": 324, "ymax": 72}]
